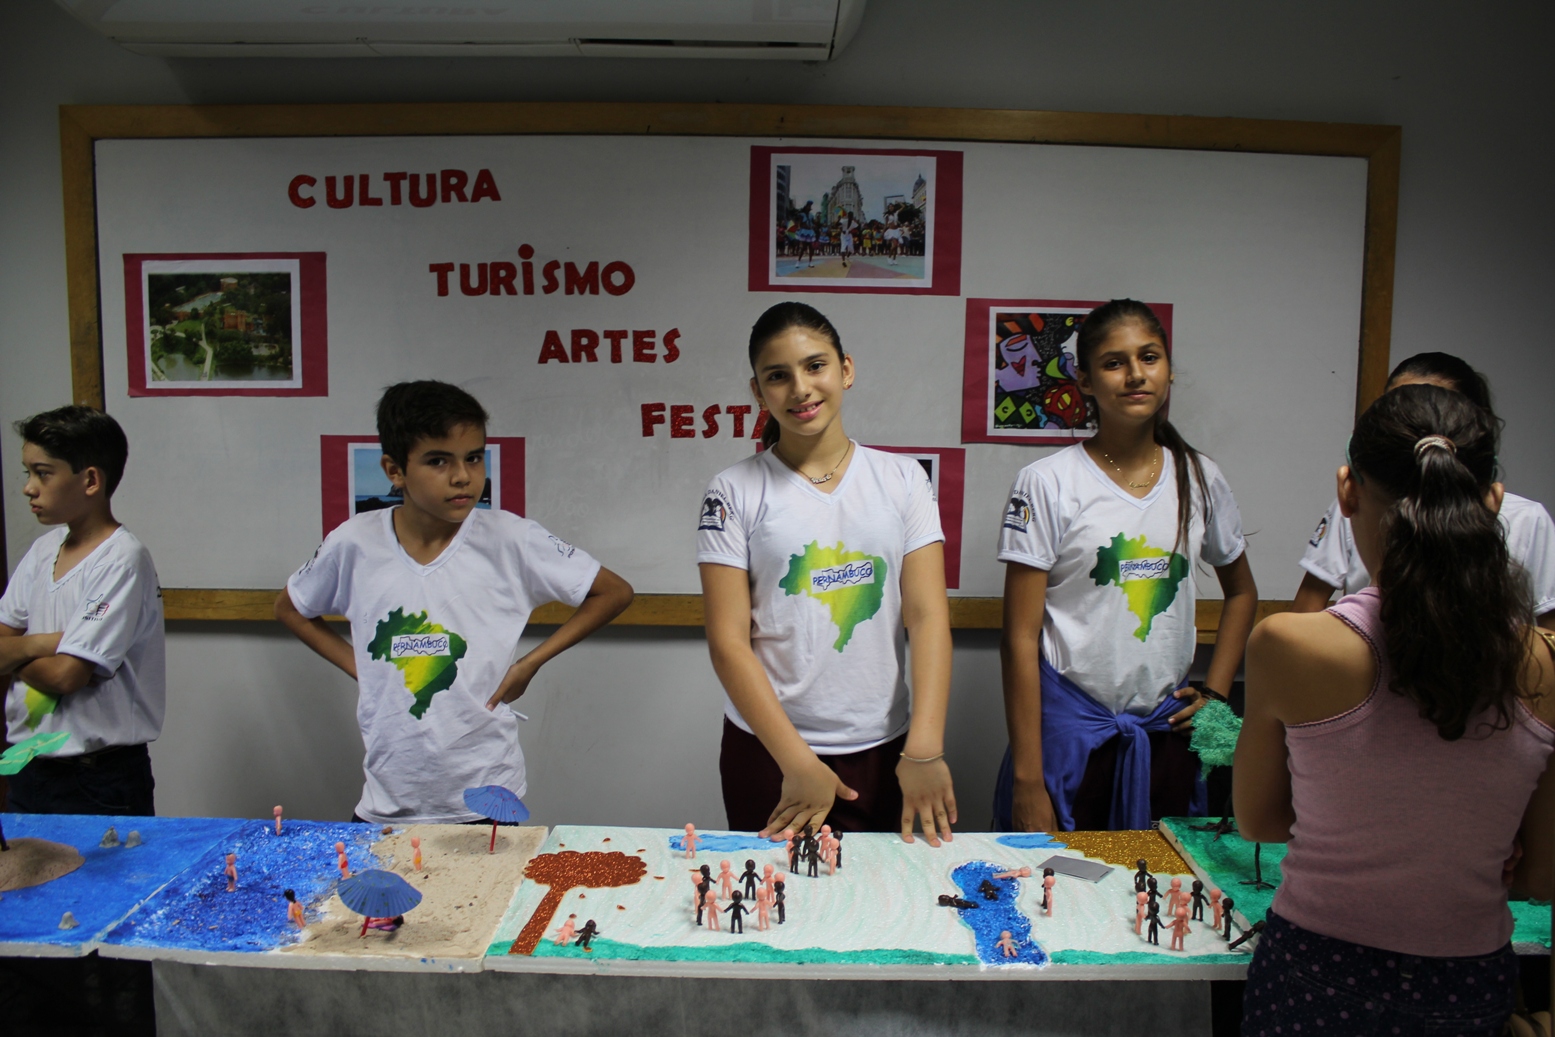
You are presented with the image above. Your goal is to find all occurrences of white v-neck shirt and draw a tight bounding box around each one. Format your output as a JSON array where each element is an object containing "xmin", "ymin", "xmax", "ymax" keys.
[
  {"xmin": 0, "ymin": 526, "xmax": 165, "ymax": 754},
  {"xmin": 696, "ymin": 444, "xmax": 944, "ymax": 753},
  {"xmin": 1299, "ymin": 493, "xmax": 1555, "ymax": 615},
  {"xmin": 997, "ymin": 444, "xmax": 1245, "ymax": 715},
  {"xmin": 287, "ymin": 507, "xmax": 600, "ymax": 823}
]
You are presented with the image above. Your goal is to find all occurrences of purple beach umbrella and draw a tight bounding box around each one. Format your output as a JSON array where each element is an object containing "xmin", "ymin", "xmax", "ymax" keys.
[{"xmin": 336, "ymin": 869, "xmax": 422, "ymax": 937}]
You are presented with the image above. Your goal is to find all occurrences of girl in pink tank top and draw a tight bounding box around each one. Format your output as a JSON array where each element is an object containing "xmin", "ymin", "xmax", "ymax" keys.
[{"xmin": 1234, "ymin": 384, "xmax": 1555, "ymax": 1037}]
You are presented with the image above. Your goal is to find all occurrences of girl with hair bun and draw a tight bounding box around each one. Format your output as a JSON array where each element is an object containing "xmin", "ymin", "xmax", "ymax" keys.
[
  {"xmin": 696, "ymin": 302, "xmax": 957, "ymax": 845},
  {"xmin": 1236, "ymin": 383, "xmax": 1555, "ymax": 1036},
  {"xmin": 1294, "ymin": 351, "xmax": 1555, "ymax": 627},
  {"xmin": 994, "ymin": 299, "xmax": 1259, "ymax": 832}
]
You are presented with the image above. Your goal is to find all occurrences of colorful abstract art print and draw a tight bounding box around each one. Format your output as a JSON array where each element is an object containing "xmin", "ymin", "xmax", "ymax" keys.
[
  {"xmin": 960, "ymin": 299, "xmax": 1173, "ymax": 446},
  {"xmin": 124, "ymin": 252, "xmax": 327, "ymax": 397},
  {"xmin": 866, "ymin": 445, "xmax": 965, "ymax": 589},
  {"xmin": 748, "ymin": 146, "xmax": 962, "ymax": 296},
  {"xmin": 319, "ymin": 435, "xmax": 526, "ymax": 537}
]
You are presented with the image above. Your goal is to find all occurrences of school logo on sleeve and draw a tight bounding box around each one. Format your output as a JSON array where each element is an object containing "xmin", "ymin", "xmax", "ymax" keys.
[
  {"xmin": 1003, "ymin": 492, "xmax": 1034, "ymax": 532},
  {"xmin": 1308, "ymin": 516, "xmax": 1329, "ymax": 548},
  {"xmin": 780, "ymin": 541, "xmax": 887, "ymax": 651},
  {"xmin": 547, "ymin": 535, "xmax": 577, "ymax": 558},
  {"xmin": 1089, "ymin": 533, "xmax": 1189, "ymax": 641},
  {"xmin": 81, "ymin": 596, "xmax": 111, "ymax": 621},
  {"xmin": 367, "ymin": 608, "xmax": 469, "ymax": 719},
  {"xmin": 698, "ymin": 489, "xmax": 733, "ymax": 532}
]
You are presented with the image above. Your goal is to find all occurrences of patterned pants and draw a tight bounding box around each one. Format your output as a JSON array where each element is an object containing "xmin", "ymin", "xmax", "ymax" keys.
[{"xmin": 1243, "ymin": 911, "xmax": 1517, "ymax": 1036}]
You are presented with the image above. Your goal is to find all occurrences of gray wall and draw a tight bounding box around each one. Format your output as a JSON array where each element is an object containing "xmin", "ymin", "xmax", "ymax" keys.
[{"xmin": 3, "ymin": 0, "xmax": 1550, "ymax": 825}]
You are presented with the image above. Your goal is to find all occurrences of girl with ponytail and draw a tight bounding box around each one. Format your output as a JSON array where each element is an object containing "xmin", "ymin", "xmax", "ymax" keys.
[
  {"xmin": 1292, "ymin": 351, "xmax": 1555, "ymax": 626},
  {"xmin": 995, "ymin": 299, "xmax": 1259, "ymax": 832},
  {"xmin": 695, "ymin": 302, "xmax": 957, "ymax": 845},
  {"xmin": 1235, "ymin": 384, "xmax": 1555, "ymax": 1035}
]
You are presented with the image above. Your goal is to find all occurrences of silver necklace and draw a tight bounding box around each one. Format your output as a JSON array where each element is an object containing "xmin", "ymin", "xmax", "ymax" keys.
[{"xmin": 780, "ymin": 440, "xmax": 853, "ymax": 485}]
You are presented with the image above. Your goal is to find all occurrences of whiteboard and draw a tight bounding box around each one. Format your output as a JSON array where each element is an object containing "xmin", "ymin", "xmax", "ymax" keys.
[{"xmin": 93, "ymin": 134, "xmax": 1367, "ymax": 598}]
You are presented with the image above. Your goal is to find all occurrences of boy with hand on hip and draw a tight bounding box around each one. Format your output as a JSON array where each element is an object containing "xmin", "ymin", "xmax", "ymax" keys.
[
  {"xmin": 275, "ymin": 381, "xmax": 633, "ymax": 824},
  {"xmin": 0, "ymin": 406, "xmax": 165, "ymax": 816}
]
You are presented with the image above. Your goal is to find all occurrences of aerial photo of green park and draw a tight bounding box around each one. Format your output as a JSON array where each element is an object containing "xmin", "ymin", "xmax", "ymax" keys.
[{"xmin": 147, "ymin": 272, "xmax": 294, "ymax": 382}]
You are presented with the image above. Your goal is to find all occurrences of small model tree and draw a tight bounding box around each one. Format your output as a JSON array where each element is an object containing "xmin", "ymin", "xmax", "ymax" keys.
[{"xmin": 1188, "ymin": 699, "xmax": 1273, "ymax": 891}]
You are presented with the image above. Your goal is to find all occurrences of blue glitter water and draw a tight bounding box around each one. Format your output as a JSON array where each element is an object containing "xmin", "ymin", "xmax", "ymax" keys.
[
  {"xmin": 0, "ymin": 813, "xmax": 246, "ymax": 951},
  {"xmin": 668, "ymin": 832, "xmax": 780, "ymax": 853},
  {"xmin": 949, "ymin": 860, "xmax": 1049, "ymax": 967},
  {"xmin": 104, "ymin": 819, "xmax": 383, "ymax": 953},
  {"xmin": 994, "ymin": 833, "xmax": 1066, "ymax": 850}
]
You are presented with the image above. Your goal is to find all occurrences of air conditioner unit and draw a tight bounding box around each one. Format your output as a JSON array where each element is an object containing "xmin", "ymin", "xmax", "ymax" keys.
[{"xmin": 53, "ymin": 0, "xmax": 867, "ymax": 60}]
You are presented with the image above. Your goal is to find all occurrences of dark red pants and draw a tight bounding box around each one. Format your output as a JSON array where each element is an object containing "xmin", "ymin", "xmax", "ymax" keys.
[{"xmin": 719, "ymin": 718, "xmax": 907, "ymax": 833}]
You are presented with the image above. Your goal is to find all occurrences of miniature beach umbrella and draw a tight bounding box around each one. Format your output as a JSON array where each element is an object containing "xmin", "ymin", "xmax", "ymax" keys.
[
  {"xmin": 463, "ymin": 785, "xmax": 530, "ymax": 853},
  {"xmin": 336, "ymin": 869, "xmax": 423, "ymax": 937}
]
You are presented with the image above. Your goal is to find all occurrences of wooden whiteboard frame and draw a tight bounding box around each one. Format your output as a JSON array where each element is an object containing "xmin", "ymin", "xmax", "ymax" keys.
[{"xmin": 59, "ymin": 102, "xmax": 1401, "ymax": 628}]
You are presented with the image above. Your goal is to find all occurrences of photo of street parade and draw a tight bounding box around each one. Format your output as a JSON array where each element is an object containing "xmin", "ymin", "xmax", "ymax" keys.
[
  {"xmin": 144, "ymin": 268, "xmax": 298, "ymax": 384},
  {"xmin": 760, "ymin": 150, "xmax": 941, "ymax": 289}
]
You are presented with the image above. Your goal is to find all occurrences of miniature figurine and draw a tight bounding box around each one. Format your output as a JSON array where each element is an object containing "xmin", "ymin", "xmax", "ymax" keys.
[
  {"xmin": 762, "ymin": 863, "xmax": 776, "ymax": 894},
  {"xmin": 1209, "ymin": 888, "xmax": 1224, "ymax": 930},
  {"xmin": 995, "ymin": 930, "xmax": 1018, "ymax": 958},
  {"xmin": 788, "ymin": 828, "xmax": 803, "ymax": 872},
  {"xmin": 1134, "ymin": 891, "xmax": 1148, "ymax": 934},
  {"xmin": 1189, "ymin": 880, "xmax": 1207, "ymax": 921},
  {"xmin": 1221, "ymin": 897, "xmax": 1236, "ymax": 940},
  {"xmin": 755, "ymin": 886, "xmax": 771, "ymax": 931},
  {"xmin": 726, "ymin": 891, "xmax": 750, "ymax": 934},
  {"xmin": 938, "ymin": 894, "xmax": 977, "ymax": 909},
  {"xmin": 703, "ymin": 889, "xmax": 721, "ymax": 931},
  {"xmin": 718, "ymin": 860, "xmax": 734, "ymax": 899},
  {"xmin": 552, "ymin": 913, "xmax": 578, "ymax": 944},
  {"xmin": 773, "ymin": 879, "xmax": 786, "ymax": 924},
  {"xmin": 818, "ymin": 825, "xmax": 834, "ymax": 868},
  {"xmin": 978, "ymin": 878, "xmax": 1000, "ymax": 901},
  {"xmin": 682, "ymin": 823, "xmax": 699, "ymax": 858},
  {"xmin": 694, "ymin": 880, "xmax": 712, "ymax": 925},
  {"xmin": 274, "ymin": 805, "xmax": 284, "ymax": 835},
  {"xmin": 365, "ymin": 915, "xmax": 403, "ymax": 932},
  {"xmin": 285, "ymin": 889, "xmax": 305, "ymax": 929},
  {"xmin": 740, "ymin": 859, "xmax": 759, "ymax": 900},
  {"xmin": 1146, "ymin": 876, "xmax": 1160, "ymax": 911},
  {"xmin": 833, "ymin": 831, "xmax": 844, "ymax": 869},
  {"xmin": 100, "ymin": 826, "xmax": 120, "ymax": 848},
  {"xmin": 1134, "ymin": 859, "xmax": 1150, "ymax": 893},
  {"xmin": 337, "ymin": 852, "xmax": 350, "ymax": 879},
  {"xmin": 804, "ymin": 834, "xmax": 820, "ymax": 879},
  {"xmin": 124, "ymin": 830, "xmax": 141, "ymax": 848},
  {"xmin": 411, "ymin": 836, "xmax": 422, "ymax": 872},
  {"xmin": 224, "ymin": 853, "xmax": 238, "ymax": 892},
  {"xmin": 1145, "ymin": 902, "xmax": 1162, "ymax": 946},
  {"xmin": 992, "ymin": 866, "xmax": 1032, "ymax": 880},
  {"xmin": 59, "ymin": 911, "xmax": 78, "ymax": 930},
  {"xmin": 1168, "ymin": 906, "xmax": 1191, "ymax": 951},
  {"xmin": 574, "ymin": 919, "xmax": 599, "ymax": 951},
  {"xmin": 1041, "ymin": 868, "xmax": 1056, "ymax": 916},
  {"xmin": 1166, "ymin": 877, "xmax": 1184, "ymax": 914}
]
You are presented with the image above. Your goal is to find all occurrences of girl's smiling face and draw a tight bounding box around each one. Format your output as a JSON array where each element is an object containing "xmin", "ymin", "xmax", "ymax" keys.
[
  {"xmin": 1075, "ymin": 319, "xmax": 1171, "ymax": 426},
  {"xmin": 750, "ymin": 326, "xmax": 854, "ymax": 442}
]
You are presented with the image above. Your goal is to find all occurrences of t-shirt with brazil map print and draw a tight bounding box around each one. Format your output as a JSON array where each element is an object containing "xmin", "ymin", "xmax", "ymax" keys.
[
  {"xmin": 696, "ymin": 444, "xmax": 944, "ymax": 753},
  {"xmin": 997, "ymin": 444, "xmax": 1245, "ymax": 716},
  {"xmin": 286, "ymin": 507, "xmax": 600, "ymax": 824}
]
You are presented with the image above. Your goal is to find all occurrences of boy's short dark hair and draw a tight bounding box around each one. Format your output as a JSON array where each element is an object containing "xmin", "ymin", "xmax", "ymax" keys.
[
  {"xmin": 14, "ymin": 405, "xmax": 130, "ymax": 496},
  {"xmin": 375, "ymin": 381, "xmax": 489, "ymax": 467}
]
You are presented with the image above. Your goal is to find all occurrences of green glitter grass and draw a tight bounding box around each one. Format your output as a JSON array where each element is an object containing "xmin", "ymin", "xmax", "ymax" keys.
[
  {"xmin": 1163, "ymin": 818, "xmax": 1552, "ymax": 949},
  {"xmin": 513, "ymin": 936, "xmax": 978, "ymax": 966},
  {"xmin": 1048, "ymin": 950, "xmax": 1249, "ymax": 966}
]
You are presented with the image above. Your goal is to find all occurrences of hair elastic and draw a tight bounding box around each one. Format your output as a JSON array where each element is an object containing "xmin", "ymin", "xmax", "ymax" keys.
[{"xmin": 1413, "ymin": 435, "xmax": 1457, "ymax": 460}]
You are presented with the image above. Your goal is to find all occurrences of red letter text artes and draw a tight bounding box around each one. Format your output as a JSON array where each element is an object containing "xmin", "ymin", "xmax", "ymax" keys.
[
  {"xmin": 535, "ymin": 329, "xmax": 681, "ymax": 364},
  {"xmin": 289, "ymin": 169, "xmax": 501, "ymax": 208}
]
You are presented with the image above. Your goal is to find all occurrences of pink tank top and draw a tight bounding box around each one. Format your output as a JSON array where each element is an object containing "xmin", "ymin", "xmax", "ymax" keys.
[{"xmin": 1272, "ymin": 587, "xmax": 1555, "ymax": 957}]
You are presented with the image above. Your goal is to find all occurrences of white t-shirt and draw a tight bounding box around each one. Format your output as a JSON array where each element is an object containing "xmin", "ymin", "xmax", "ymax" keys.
[
  {"xmin": 0, "ymin": 526, "xmax": 165, "ymax": 755},
  {"xmin": 997, "ymin": 445, "xmax": 1246, "ymax": 716},
  {"xmin": 1299, "ymin": 492, "xmax": 1555, "ymax": 615},
  {"xmin": 696, "ymin": 444, "xmax": 945, "ymax": 753},
  {"xmin": 286, "ymin": 507, "xmax": 601, "ymax": 824}
]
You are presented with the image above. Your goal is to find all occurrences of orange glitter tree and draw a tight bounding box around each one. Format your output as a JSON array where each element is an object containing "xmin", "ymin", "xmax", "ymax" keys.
[{"xmin": 510, "ymin": 850, "xmax": 647, "ymax": 955}]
